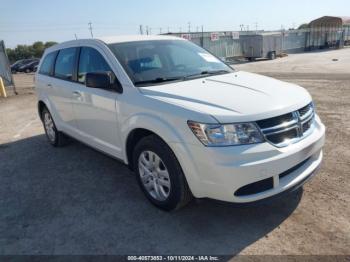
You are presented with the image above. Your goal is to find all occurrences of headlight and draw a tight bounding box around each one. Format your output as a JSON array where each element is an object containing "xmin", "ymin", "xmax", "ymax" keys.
[{"xmin": 188, "ymin": 121, "xmax": 264, "ymax": 146}]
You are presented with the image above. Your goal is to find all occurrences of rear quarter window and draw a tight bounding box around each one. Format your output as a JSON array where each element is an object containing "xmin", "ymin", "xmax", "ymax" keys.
[{"xmin": 39, "ymin": 52, "xmax": 57, "ymax": 75}]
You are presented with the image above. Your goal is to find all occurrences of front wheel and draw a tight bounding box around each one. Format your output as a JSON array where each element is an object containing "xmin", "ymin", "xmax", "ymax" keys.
[
  {"xmin": 41, "ymin": 107, "xmax": 67, "ymax": 147},
  {"xmin": 133, "ymin": 135, "xmax": 193, "ymax": 211}
]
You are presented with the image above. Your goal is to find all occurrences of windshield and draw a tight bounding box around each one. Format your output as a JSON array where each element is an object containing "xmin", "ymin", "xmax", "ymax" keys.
[{"xmin": 108, "ymin": 40, "xmax": 233, "ymax": 86}]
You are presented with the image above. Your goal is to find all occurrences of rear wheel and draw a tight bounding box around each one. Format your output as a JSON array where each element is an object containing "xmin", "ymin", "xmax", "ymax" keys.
[
  {"xmin": 25, "ymin": 68, "xmax": 31, "ymax": 73},
  {"xmin": 268, "ymin": 51, "xmax": 276, "ymax": 60},
  {"xmin": 41, "ymin": 107, "xmax": 67, "ymax": 147},
  {"xmin": 133, "ymin": 135, "xmax": 193, "ymax": 211}
]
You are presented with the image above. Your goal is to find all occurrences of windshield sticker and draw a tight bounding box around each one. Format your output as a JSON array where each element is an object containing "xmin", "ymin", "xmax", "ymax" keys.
[{"xmin": 198, "ymin": 53, "xmax": 221, "ymax": 63}]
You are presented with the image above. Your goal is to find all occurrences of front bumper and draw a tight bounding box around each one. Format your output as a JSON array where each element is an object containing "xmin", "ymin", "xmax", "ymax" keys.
[{"xmin": 171, "ymin": 115, "xmax": 325, "ymax": 203}]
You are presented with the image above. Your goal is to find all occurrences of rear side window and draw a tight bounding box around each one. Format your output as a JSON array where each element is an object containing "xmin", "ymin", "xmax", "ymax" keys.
[
  {"xmin": 54, "ymin": 48, "xmax": 77, "ymax": 80},
  {"xmin": 39, "ymin": 52, "xmax": 56, "ymax": 75},
  {"xmin": 78, "ymin": 47, "xmax": 111, "ymax": 83}
]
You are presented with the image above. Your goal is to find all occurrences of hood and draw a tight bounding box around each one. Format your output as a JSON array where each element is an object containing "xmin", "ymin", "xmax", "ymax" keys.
[{"xmin": 140, "ymin": 71, "xmax": 312, "ymax": 123}]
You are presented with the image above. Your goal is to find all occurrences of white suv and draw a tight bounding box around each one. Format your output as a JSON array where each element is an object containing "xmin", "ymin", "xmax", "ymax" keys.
[{"xmin": 35, "ymin": 35, "xmax": 325, "ymax": 210}]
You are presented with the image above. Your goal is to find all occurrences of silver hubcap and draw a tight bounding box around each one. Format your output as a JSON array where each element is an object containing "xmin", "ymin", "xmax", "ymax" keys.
[
  {"xmin": 138, "ymin": 151, "xmax": 171, "ymax": 201},
  {"xmin": 44, "ymin": 112, "xmax": 56, "ymax": 142}
]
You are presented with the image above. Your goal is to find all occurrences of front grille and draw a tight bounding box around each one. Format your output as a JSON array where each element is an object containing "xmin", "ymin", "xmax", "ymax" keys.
[
  {"xmin": 267, "ymin": 128, "xmax": 298, "ymax": 144},
  {"xmin": 256, "ymin": 113, "xmax": 294, "ymax": 129},
  {"xmin": 256, "ymin": 103, "xmax": 315, "ymax": 147},
  {"xmin": 299, "ymin": 103, "xmax": 313, "ymax": 118}
]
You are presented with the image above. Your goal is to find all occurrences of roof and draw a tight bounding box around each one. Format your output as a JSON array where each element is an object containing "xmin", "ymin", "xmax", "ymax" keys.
[
  {"xmin": 97, "ymin": 35, "xmax": 184, "ymax": 44},
  {"xmin": 309, "ymin": 16, "xmax": 350, "ymax": 26},
  {"xmin": 44, "ymin": 35, "xmax": 185, "ymax": 54}
]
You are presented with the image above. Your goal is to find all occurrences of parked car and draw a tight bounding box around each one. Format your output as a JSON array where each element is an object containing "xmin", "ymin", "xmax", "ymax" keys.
[
  {"xmin": 11, "ymin": 58, "xmax": 38, "ymax": 73},
  {"xmin": 35, "ymin": 36, "xmax": 325, "ymax": 210},
  {"xmin": 17, "ymin": 60, "xmax": 39, "ymax": 73}
]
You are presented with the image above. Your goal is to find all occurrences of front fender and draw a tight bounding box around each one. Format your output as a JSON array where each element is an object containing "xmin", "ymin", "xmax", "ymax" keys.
[
  {"xmin": 120, "ymin": 112, "xmax": 185, "ymax": 159},
  {"xmin": 120, "ymin": 113, "xmax": 204, "ymax": 197}
]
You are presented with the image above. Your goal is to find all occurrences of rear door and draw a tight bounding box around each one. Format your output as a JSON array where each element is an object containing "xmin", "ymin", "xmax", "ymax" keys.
[{"xmin": 71, "ymin": 46, "xmax": 122, "ymax": 157}]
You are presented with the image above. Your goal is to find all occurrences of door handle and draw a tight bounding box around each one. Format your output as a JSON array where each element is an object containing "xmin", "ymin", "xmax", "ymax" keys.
[
  {"xmin": 47, "ymin": 84, "xmax": 52, "ymax": 88},
  {"xmin": 72, "ymin": 91, "xmax": 82, "ymax": 97}
]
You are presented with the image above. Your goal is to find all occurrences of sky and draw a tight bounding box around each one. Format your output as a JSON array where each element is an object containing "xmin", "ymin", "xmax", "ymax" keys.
[{"xmin": 1, "ymin": 0, "xmax": 349, "ymax": 48}]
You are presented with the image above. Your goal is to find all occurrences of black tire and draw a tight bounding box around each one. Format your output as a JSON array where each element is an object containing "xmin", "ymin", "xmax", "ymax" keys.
[
  {"xmin": 41, "ymin": 107, "xmax": 68, "ymax": 147},
  {"xmin": 268, "ymin": 51, "xmax": 276, "ymax": 60},
  {"xmin": 133, "ymin": 135, "xmax": 193, "ymax": 211}
]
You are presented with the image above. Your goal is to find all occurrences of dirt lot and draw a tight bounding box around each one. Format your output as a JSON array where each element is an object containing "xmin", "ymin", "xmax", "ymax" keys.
[{"xmin": 0, "ymin": 48, "xmax": 349, "ymax": 256}]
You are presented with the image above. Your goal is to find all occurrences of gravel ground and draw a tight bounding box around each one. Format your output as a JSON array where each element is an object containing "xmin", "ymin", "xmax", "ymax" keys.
[{"xmin": 0, "ymin": 48, "xmax": 349, "ymax": 256}]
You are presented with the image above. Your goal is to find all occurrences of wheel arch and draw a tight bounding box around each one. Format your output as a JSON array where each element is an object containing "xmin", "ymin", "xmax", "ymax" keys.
[
  {"xmin": 125, "ymin": 128, "xmax": 164, "ymax": 170},
  {"xmin": 38, "ymin": 100, "xmax": 47, "ymax": 121},
  {"xmin": 122, "ymin": 114, "xmax": 185, "ymax": 169}
]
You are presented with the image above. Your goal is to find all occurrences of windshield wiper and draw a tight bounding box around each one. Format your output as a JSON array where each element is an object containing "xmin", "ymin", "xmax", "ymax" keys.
[
  {"xmin": 134, "ymin": 77, "xmax": 184, "ymax": 86},
  {"xmin": 134, "ymin": 70, "xmax": 231, "ymax": 86},
  {"xmin": 185, "ymin": 70, "xmax": 231, "ymax": 79}
]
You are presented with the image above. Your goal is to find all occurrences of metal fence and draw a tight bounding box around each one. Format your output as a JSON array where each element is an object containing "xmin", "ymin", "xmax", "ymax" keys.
[
  {"xmin": 168, "ymin": 27, "xmax": 350, "ymax": 59},
  {"xmin": 0, "ymin": 40, "xmax": 14, "ymax": 87}
]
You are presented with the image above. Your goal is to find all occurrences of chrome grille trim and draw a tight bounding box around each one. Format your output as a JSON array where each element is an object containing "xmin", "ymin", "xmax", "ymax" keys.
[
  {"xmin": 256, "ymin": 103, "xmax": 315, "ymax": 148},
  {"xmin": 299, "ymin": 105, "xmax": 313, "ymax": 121},
  {"xmin": 260, "ymin": 119, "xmax": 298, "ymax": 134}
]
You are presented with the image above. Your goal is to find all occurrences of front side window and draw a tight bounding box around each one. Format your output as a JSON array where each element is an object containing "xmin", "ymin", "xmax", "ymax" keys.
[
  {"xmin": 54, "ymin": 48, "xmax": 77, "ymax": 80},
  {"xmin": 108, "ymin": 40, "xmax": 233, "ymax": 86},
  {"xmin": 78, "ymin": 47, "xmax": 111, "ymax": 83},
  {"xmin": 39, "ymin": 52, "xmax": 56, "ymax": 75}
]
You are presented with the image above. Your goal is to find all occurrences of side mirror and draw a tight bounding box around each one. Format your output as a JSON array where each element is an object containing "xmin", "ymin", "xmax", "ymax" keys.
[{"xmin": 85, "ymin": 72, "xmax": 123, "ymax": 93}]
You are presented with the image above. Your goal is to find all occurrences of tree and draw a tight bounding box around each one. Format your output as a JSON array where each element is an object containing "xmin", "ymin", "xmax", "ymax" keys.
[
  {"xmin": 32, "ymin": 41, "xmax": 45, "ymax": 58},
  {"xmin": 6, "ymin": 41, "xmax": 58, "ymax": 63},
  {"xmin": 44, "ymin": 42, "xmax": 57, "ymax": 49},
  {"xmin": 298, "ymin": 23, "xmax": 309, "ymax": 29}
]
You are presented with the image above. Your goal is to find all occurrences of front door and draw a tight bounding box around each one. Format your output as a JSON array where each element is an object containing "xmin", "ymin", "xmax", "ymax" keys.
[{"xmin": 72, "ymin": 46, "xmax": 122, "ymax": 157}]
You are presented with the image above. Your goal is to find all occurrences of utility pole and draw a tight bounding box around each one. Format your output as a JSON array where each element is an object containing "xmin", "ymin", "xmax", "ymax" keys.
[
  {"xmin": 159, "ymin": 27, "xmax": 162, "ymax": 34},
  {"xmin": 146, "ymin": 26, "xmax": 149, "ymax": 35},
  {"xmin": 88, "ymin": 21, "xmax": 93, "ymax": 38},
  {"xmin": 74, "ymin": 33, "xmax": 78, "ymax": 40},
  {"xmin": 139, "ymin": 25, "xmax": 144, "ymax": 35},
  {"xmin": 201, "ymin": 25, "xmax": 204, "ymax": 47},
  {"xmin": 188, "ymin": 22, "xmax": 191, "ymax": 33}
]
